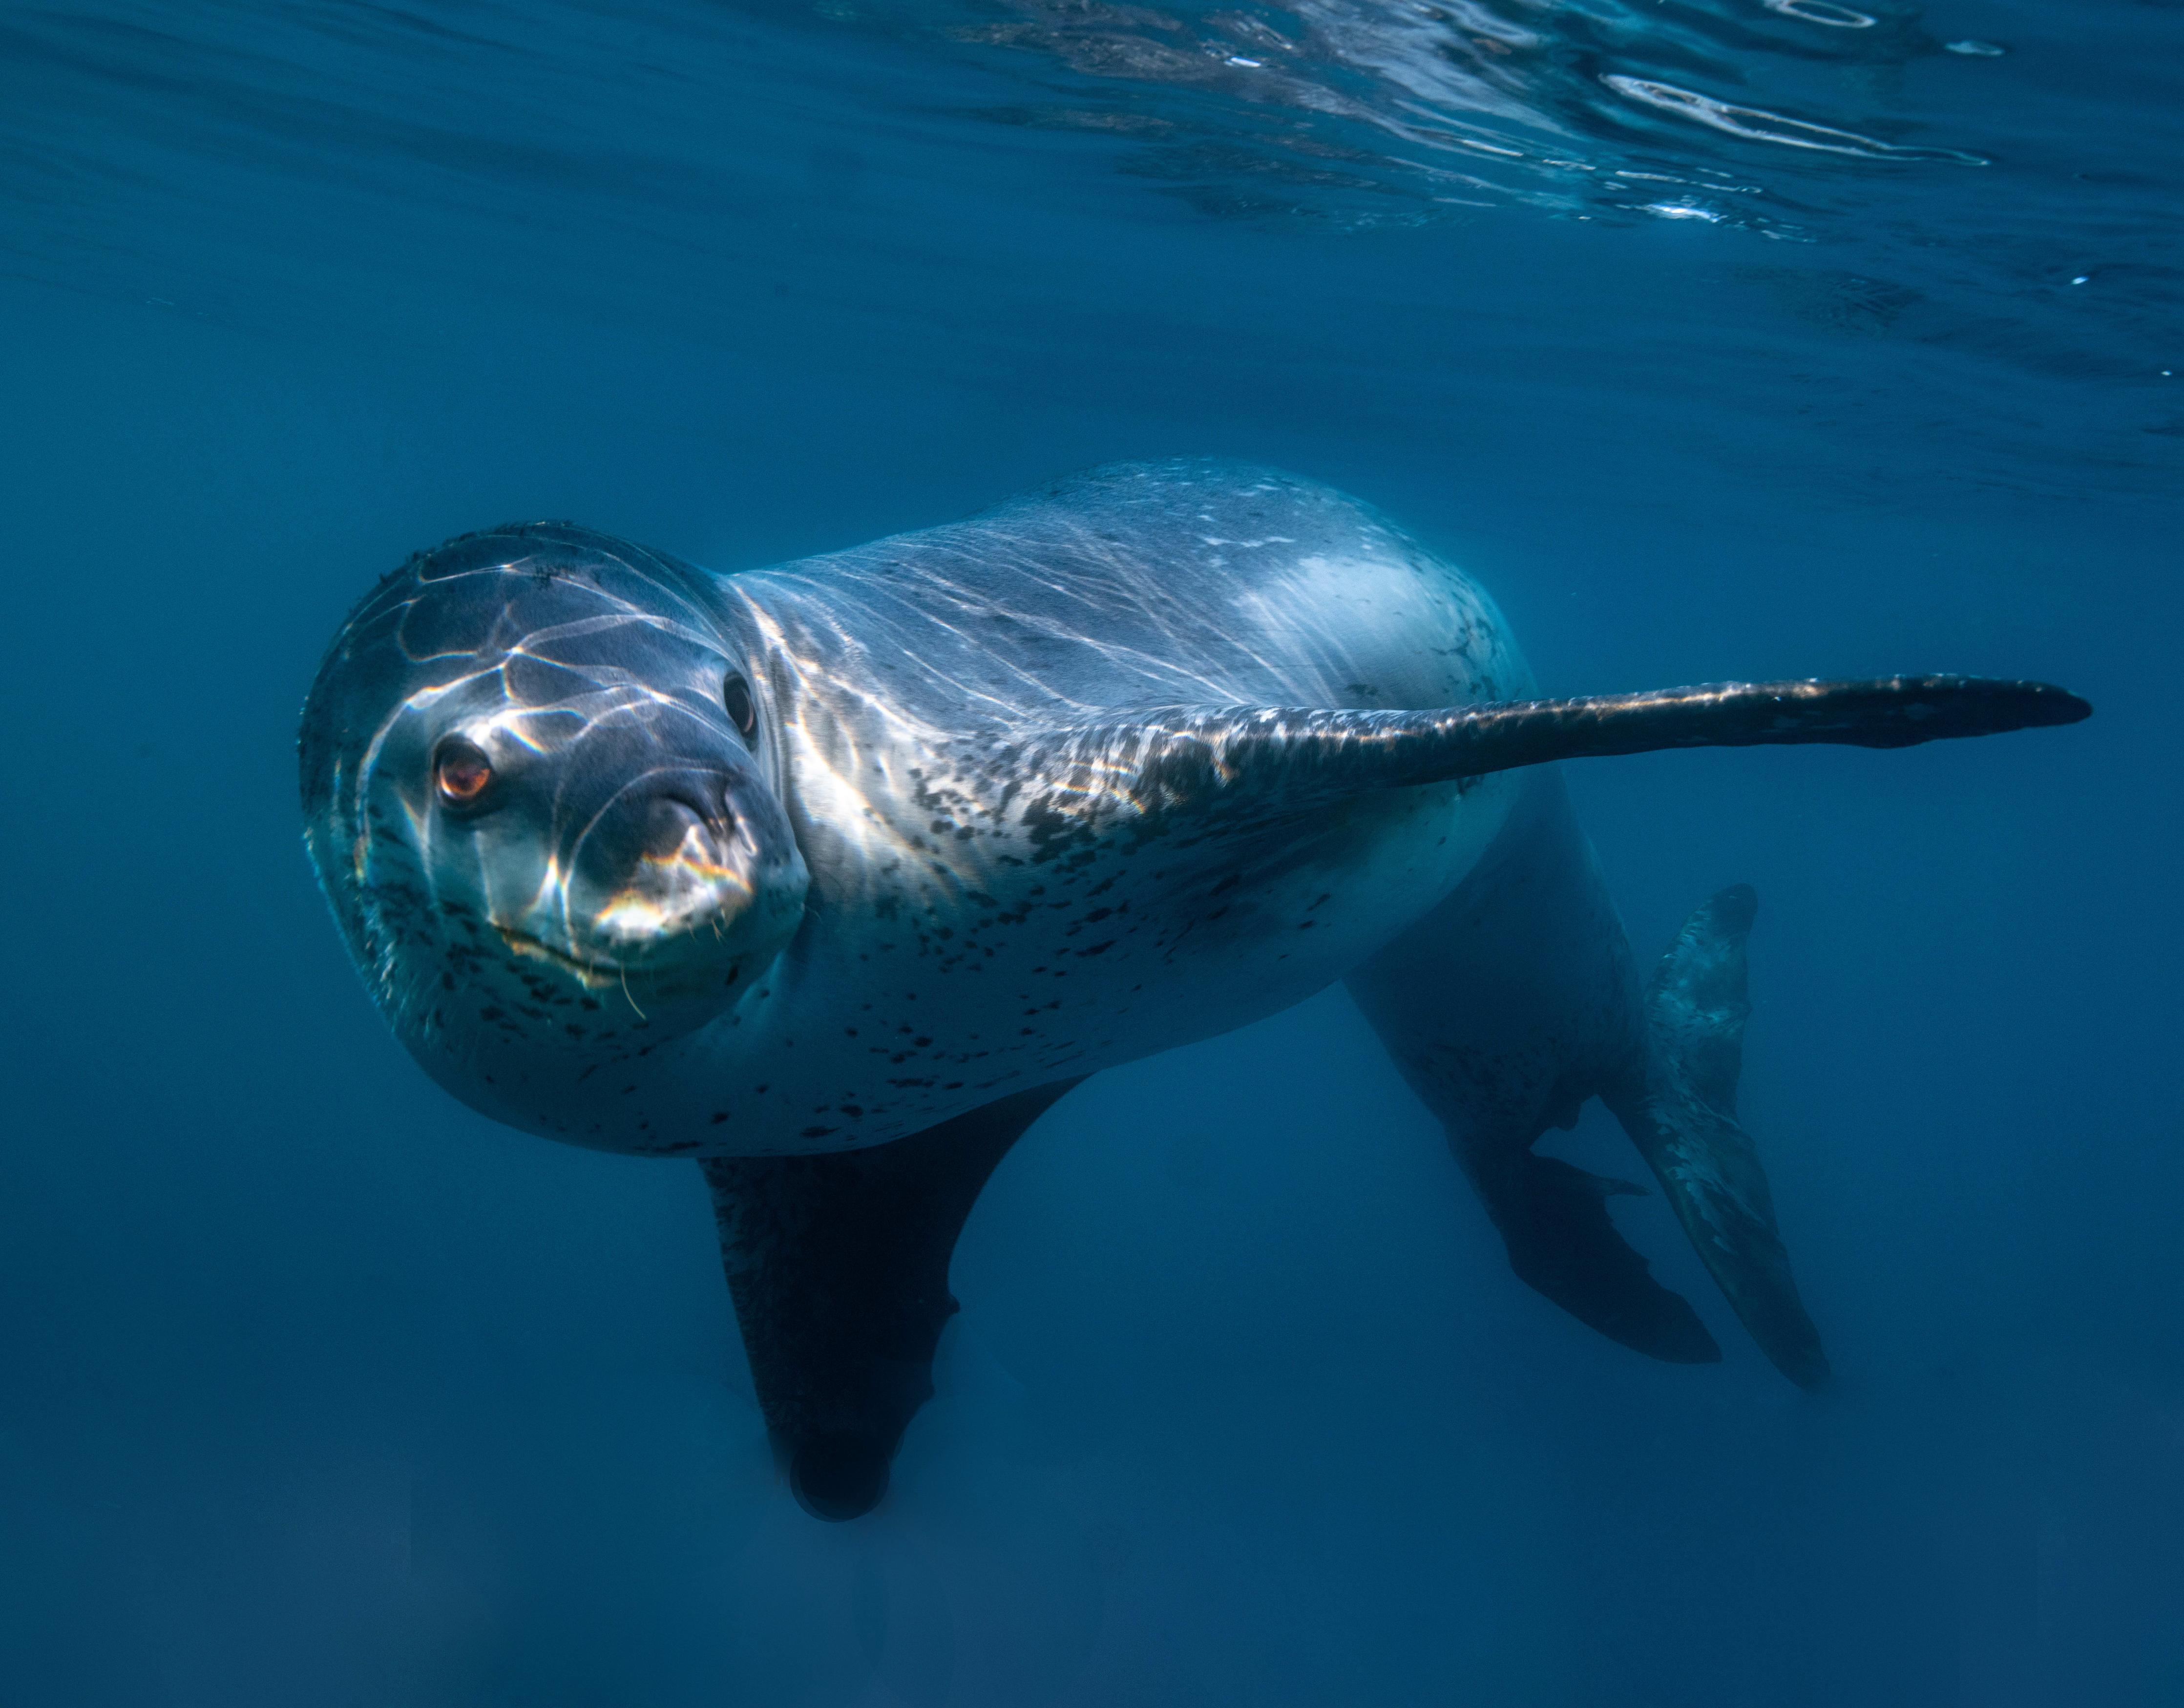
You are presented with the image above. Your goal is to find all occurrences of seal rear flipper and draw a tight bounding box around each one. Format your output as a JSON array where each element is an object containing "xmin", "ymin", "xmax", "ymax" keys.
[
  {"xmin": 1347, "ymin": 769, "xmax": 1722, "ymax": 1368},
  {"xmin": 1471, "ymin": 1149, "xmax": 1722, "ymax": 1365},
  {"xmin": 700, "ymin": 1079, "xmax": 1081, "ymax": 1520},
  {"xmin": 1604, "ymin": 887, "xmax": 1831, "ymax": 1391}
]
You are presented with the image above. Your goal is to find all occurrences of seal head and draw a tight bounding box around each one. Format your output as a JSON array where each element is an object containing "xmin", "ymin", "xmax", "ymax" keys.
[{"xmin": 300, "ymin": 523, "xmax": 808, "ymax": 1124}]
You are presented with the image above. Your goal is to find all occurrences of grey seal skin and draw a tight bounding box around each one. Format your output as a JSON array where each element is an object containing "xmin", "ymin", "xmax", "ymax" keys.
[{"xmin": 300, "ymin": 459, "xmax": 2087, "ymax": 1518}]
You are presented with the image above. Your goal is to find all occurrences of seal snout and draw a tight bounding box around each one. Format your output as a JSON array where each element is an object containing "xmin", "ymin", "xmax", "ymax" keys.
[
  {"xmin": 466, "ymin": 726, "xmax": 808, "ymax": 1030},
  {"xmin": 588, "ymin": 785, "xmax": 752, "ymax": 950}
]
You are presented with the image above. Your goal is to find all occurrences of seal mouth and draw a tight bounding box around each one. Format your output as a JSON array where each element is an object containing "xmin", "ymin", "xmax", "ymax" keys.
[{"xmin": 495, "ymin": 926, "xmax": 624, "ymax": 989}]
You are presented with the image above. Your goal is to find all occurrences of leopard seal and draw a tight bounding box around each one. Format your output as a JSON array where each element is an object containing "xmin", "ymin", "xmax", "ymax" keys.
[{"xmin": 299, "ymin": 459, "xmax": 2086, "ymax": 1518}]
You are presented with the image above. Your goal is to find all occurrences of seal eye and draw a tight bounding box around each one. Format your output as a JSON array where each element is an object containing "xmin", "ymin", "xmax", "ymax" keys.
[
  {"xmin": 433, "ymin": 738, "xmax": 495, "ymax": 807},
  {"xmin": 723, "ymin": 673, "xmax": 757, "ymax": 740}
]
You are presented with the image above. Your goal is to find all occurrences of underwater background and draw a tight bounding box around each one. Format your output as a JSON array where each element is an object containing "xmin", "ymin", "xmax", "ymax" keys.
[{"xmin": 0, "ymin": 2, "xmax": 2178, "ymax": 1702}]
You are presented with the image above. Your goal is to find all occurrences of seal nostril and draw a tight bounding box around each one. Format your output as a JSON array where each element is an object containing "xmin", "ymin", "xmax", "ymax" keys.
[
  {"xmin": 644, "ymin": 796, "xmax": 705, "ymax": 859},
  {"xmin": 642, "ymin": 792, "xmax": 737, "ymax": 861}
]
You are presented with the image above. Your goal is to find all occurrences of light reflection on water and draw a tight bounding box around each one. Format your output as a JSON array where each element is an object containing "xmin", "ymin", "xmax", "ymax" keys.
[
  {"xmin": 1, "ymin": 1, "xmax": 2174, "ymax": 430},
  {"xmin": 922, "ymin": 0, "xmax": 1995, "ymax": 223}
]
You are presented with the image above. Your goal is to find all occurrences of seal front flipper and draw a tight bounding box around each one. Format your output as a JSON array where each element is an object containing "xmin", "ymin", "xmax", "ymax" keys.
[
  {"xmin": 998, "ymin": 675, "xmax": 2089, "ymax": 840},
  {"xmin": 700, "ymin": 1079, "xmax": 1081, "ymax": 1520},
  {"xmin": 1604, "ymin": 887, "xmax": 1831, "ymax": 1391}
]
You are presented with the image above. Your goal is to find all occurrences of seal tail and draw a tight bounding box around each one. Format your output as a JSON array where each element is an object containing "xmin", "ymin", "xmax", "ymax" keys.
[{"xmin": 1605, "ymin": 886, "xmax": 1830, "ymax": 1391}]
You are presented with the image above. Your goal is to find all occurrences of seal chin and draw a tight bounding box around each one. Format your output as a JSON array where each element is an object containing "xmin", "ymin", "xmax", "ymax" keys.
[
  {"xmin": 494, "ymin": 898, "xmax": 776, "ymax": 1012},
  {"xmin": 493, "ymin": 926, "xmax": 628, "ymax": 990}
]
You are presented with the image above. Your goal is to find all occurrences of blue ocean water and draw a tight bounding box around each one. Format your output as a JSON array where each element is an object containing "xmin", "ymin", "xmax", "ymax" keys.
[{"xmin": 0, "ymin": 2, "xmax": 2178, "ymax": 1702}]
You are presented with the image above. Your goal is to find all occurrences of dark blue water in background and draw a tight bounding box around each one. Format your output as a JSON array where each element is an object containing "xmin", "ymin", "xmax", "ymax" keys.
[{"xmin": 1, "ymin": 3, "xmax": 2178, "ymax": 1702}]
